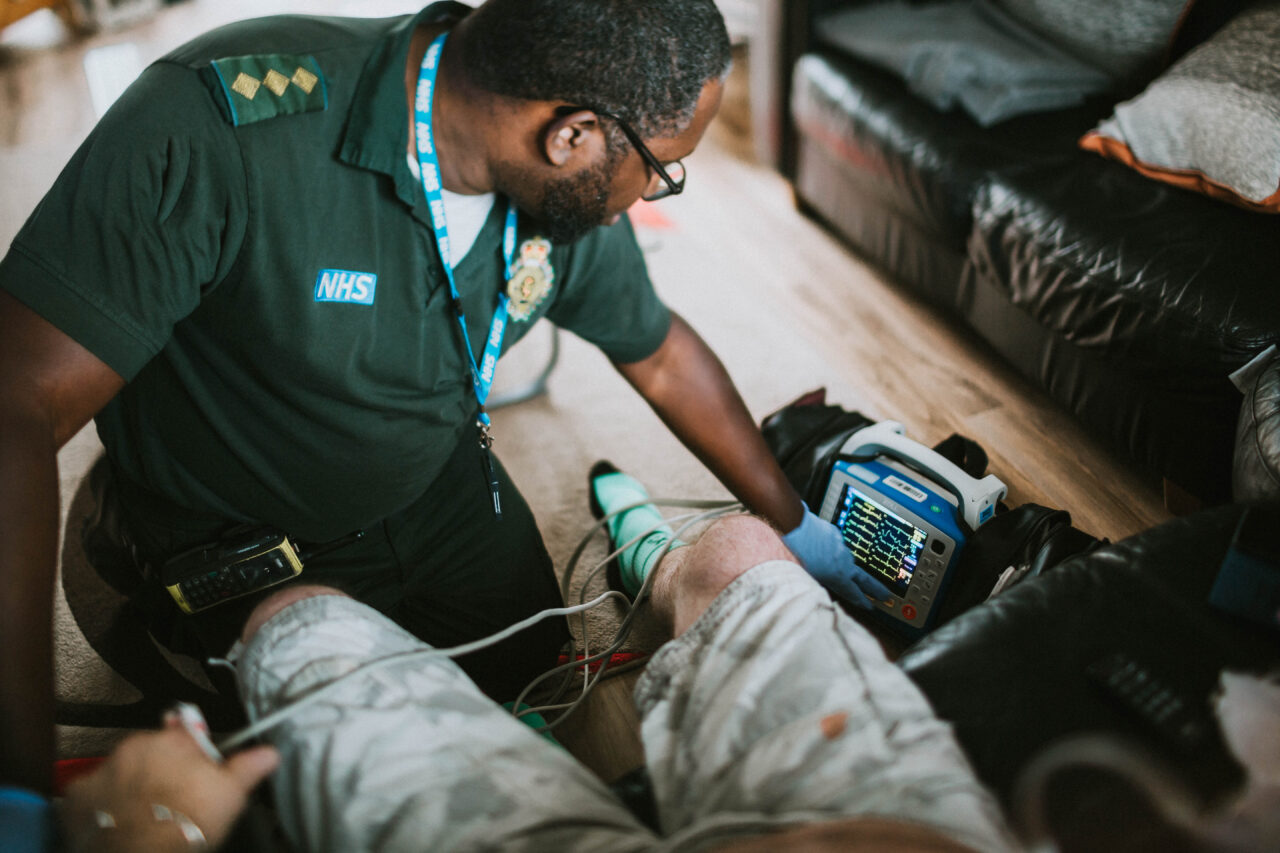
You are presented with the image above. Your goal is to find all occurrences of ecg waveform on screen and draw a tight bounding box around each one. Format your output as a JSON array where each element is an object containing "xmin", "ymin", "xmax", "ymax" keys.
[{"xmin": 838, "ymin": 488, "xmax": 926, "ymax": 586}]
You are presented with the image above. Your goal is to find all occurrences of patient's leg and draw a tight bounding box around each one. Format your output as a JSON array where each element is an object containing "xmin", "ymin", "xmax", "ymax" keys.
[
  {"xmin": 632, "ymin": 520, "xmax": 1018, "ymax": 852},
  {"xmin": 234, "ymin": 586, "xmax": 657, "ymax": 853}
]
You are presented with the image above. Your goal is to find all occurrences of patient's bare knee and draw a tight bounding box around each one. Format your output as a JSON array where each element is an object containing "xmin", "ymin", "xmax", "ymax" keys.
[
  {"xmin": 241, "ymin": 584, "xmax": 348, "ymax": 644},
  {"xmin": 680, "ymin": 514, "xmax": 794, "ymax": 599}
]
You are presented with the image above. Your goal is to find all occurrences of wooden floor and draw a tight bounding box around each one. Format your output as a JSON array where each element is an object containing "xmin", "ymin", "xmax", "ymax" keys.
[{"xmin": 4, "ymin": 0, "xmax": 1172, "ymax": 789}]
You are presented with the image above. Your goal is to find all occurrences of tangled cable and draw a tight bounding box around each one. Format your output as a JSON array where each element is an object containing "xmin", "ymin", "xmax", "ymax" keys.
[{"xmin": 215, "ymin": 497, "xmax": 741, "ymax": 753}]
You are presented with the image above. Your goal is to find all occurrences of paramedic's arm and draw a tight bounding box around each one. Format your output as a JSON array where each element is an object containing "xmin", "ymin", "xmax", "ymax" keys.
[
  {"xmin": 0, "ymin": 290, "xmax": 125, "ymax": 794},
  {"xmin": 614, "ymin": 312, "xmax": 806, "ymax": 533}
]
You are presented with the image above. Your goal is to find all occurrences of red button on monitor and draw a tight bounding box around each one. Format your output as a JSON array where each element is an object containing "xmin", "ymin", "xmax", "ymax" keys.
[{"xmin": 901, "ymin": 605, "xmax": 917, "ymax": 620}]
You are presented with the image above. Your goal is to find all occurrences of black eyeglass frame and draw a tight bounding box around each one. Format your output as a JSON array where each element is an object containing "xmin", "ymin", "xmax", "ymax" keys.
[{"xmin": 575, "ymin": 107, "xmax": 687, "ymax": 202}]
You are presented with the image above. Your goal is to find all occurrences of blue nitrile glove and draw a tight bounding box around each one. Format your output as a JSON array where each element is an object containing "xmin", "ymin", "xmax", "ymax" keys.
[{"xmin": 782, "ymin": 504, "xmax": 893, "ymax": 609}]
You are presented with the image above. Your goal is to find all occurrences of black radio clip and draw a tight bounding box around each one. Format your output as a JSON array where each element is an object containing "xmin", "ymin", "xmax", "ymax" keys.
[{"xmin": 160, "ymin": 526, "xmax": 363, "ymax": 614}]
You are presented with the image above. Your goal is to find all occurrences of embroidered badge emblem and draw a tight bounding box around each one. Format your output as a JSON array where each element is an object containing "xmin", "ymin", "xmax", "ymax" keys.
[{"xmin": 507, "ymin": 237, "xmax": 554, "ymax": 321}]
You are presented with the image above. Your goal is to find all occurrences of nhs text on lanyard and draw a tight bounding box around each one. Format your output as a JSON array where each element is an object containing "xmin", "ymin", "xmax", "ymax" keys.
[{"xmin": 415, "ymin": 32, "xmax": 517, "ymax": 520}]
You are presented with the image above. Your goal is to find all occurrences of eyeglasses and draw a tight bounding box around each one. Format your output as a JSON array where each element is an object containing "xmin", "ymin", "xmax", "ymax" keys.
[{"xmin": 588, "ymin": 108, "xmax": 687, "ymax": 202}]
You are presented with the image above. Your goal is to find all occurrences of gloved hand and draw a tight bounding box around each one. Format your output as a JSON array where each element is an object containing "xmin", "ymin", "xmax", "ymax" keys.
[{"xmin": 781, "ymin": 504, "xmax": 892, "ymax": 610}]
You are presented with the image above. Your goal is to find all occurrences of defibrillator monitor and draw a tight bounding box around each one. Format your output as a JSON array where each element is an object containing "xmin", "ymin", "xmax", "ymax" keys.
[
  {"xmin": 833, "ymin": 482, "xmax": 930, "ymax": 598},
  {"xmin": 816, "ymin": 421, "xmax": 1007, "ymax": 638}
]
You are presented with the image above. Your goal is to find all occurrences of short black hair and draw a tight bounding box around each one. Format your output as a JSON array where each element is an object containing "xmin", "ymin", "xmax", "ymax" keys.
[{"xmin": 454, "ymin": 0, "xmax": 731, "ymax": 141}]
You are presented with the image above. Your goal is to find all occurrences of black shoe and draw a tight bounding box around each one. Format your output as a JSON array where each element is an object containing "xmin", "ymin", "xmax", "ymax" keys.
[
  {"xmin": 609, "ymin": 765, "xmax": 659, "ymax": 832},
  {"xmin": 587, "ymin": 460, "xmax": 631, "ymax": 601}
]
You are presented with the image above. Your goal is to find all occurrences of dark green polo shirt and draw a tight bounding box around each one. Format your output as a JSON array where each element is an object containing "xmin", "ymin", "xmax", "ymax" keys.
[{"xmin": 0, "ymin": 3, "xmax": 670, "ymax": 541}]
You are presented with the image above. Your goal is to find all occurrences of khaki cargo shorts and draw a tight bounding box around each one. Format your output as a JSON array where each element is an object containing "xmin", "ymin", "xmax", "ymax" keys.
[{"xmin": 234, "ymin": 560, "xmax": 1015, "ymax": 852}]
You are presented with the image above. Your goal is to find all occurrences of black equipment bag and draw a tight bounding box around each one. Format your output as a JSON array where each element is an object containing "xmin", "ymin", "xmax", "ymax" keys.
[{"xmin": 760, "ymin": 390, "xmax": 1104, "ymax": 632}]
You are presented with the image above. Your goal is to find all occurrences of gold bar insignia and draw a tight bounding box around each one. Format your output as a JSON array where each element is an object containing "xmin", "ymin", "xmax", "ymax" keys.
[
  {"xmin": 291, "ymin": 66, "xmax": 318, "ymax": 94},
  {"xmin": 263, "ymin": 69, "xmax": 290, "ymax": 97},
  {"xmin": 231, "ymin": 72, "xmax": 261, "ymax": 101},
  {"xmin": 208, "ymin": 54, "xmax": 327, "ymax": 126}
]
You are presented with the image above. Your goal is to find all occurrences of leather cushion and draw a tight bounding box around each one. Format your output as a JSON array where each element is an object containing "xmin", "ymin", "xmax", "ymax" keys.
[
  {"xmin": 968, "ymin": 155, "xmax": 1280, "ymax": 373},
  {"xmin": 790, "ymin": 51, "xmax": 1107, "ymax": 247}
]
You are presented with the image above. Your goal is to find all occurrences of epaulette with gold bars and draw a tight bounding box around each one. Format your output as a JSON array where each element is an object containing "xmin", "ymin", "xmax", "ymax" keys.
[{"xmin": 203, "ymin": 54, "xmax": 328, "ymax": 127}]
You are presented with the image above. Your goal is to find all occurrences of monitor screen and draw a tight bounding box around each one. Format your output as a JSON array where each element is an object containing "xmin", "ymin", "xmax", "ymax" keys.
[{"xmin": 834, "ymin": 483, "xmax": 927, "ymax": 596}]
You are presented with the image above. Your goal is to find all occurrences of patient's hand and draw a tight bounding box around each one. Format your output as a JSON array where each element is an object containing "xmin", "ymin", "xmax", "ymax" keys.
[{"xmin": 60, "ymin": 716, "xmax": 278, "ymax": 852}]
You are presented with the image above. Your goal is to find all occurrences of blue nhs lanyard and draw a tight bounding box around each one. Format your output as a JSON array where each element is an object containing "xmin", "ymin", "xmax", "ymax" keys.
[{"xmin": 414, "ymin": 32, "xmax": 514, "ymax": 518}]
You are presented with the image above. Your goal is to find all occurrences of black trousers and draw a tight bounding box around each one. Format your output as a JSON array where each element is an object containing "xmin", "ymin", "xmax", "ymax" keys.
[{"xmin": 85, "ymin": 440, "xmax": 571, "ymax": 703}]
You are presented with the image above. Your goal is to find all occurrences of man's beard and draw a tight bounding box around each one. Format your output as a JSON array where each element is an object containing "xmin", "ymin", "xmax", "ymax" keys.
[{"xmin": 534, "ymin": 156, "xmax": 619, "ymax": 244}]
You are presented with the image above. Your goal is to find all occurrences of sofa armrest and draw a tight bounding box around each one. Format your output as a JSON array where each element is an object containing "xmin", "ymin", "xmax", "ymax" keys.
[
  {"xmin": 896, "ymin": 502, "xmax": 1280, "ymax": 822},
  {"xmin": 1233, "ymin": 348, "xmax": 1280, "ymax": 503},
  {"xmin": 749, "ymin": 0, "xmax": 877, "ymax": 175}
]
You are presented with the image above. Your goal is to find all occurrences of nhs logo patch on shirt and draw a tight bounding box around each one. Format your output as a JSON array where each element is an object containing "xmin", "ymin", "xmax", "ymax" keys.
[{"xmin": 315, "ymin": 269, "xmax": 377, "ymax": 306}]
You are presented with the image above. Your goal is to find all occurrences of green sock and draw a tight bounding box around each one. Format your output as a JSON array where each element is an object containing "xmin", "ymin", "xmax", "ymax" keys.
[
  {"xmin": 502, "ymin": 702, "xmax": 562, "ymax": 747},
  {"xmin": 592, "ymin": 470, "xmax": 684, "ymax": 596}
]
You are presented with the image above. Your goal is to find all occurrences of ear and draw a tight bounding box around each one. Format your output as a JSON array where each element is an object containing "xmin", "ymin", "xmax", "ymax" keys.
[{"xmin": 542, "ymin": 108, "xmax": 604, "ymax": 167}]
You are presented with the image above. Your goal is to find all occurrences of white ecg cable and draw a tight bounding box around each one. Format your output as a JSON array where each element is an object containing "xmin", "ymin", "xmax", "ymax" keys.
[
  {"xmin": 216, "ymin": 591, "xmax": 622, "ymax": 753},
  {"xmin": 511, "ymin": 499, "xmax": 742, "ymax": 730},
  {"xmin": 212, "ymin": 496, "xmax": 742, "ymax": 752}
]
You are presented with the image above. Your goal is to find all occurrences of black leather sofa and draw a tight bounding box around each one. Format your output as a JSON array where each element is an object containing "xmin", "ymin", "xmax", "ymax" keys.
[
  {"xmin": 750, "ymin": 0, "xmax": 1280, "ymax": 505},
  {"xmin": 897, "ymin": 499, "xmax": 1280, "ymax": 851}
]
